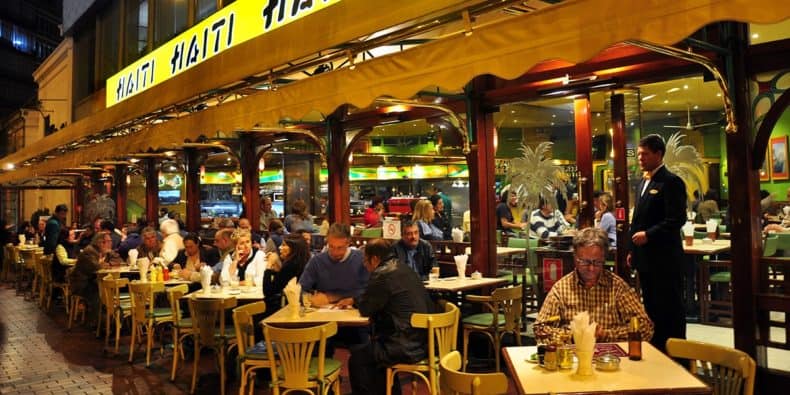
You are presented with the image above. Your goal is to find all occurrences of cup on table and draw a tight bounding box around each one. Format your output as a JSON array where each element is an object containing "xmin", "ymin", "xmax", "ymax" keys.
[
  {"xmin": 429, "ymin": 267, "xmax": 439, "ymax": 282},
  {"xmin": 684, "ymin": 235, "xmax": 693, "ymax": 246},
  {"xmin": 230, "ymin": 276, "xmax": 240, "ymax": 290}
]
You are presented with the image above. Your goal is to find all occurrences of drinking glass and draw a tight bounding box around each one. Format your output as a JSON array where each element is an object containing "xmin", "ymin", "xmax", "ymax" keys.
[
  {"xmin": 302, "ymin": 292, "xmax": 314, "ymax": 312},
  {"xmin": 229, "ymin": 275, "xmax": 239, "ymax": 290}
]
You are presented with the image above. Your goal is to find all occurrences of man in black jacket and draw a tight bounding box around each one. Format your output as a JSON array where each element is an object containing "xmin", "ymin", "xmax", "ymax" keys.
[
  {"xmin": 391, "ymin": 220, "xmax": 437, "ymax": 279},
  {"xmin": 628, "ymin": 134, "xmax": 687, "ymax": 352},
  {"xmin": 349, "ymin": 238, "xmax": 437, "ymax": 394}
]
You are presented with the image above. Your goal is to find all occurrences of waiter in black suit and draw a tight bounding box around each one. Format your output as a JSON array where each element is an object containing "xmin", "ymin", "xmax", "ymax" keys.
[{"xmin": 627, "ymin": 134, "xmax": 687, "ymax": 352}]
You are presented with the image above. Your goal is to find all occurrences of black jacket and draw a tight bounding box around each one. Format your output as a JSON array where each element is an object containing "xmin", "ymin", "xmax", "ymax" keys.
[
  {"xmin": 629, "ymin": 165, "xmax": 687, "ymax": 274},
  {"xmin": 356, "ymin": 259, "xmax": 438, "ymax": 366},
  {"xmin": 391, "ymin": 239, "xmax": 436, "ymax": 279}
]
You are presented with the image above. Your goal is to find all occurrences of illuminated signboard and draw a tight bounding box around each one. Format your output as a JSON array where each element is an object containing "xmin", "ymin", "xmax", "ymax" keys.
[{"xmin": 106, "ymin": 0, "xmax": 341, "ymax": 108}]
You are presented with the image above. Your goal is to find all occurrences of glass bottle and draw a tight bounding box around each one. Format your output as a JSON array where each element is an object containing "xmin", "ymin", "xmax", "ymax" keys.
[
  {"xmin": 544, "ymin": 344, "xmax": 558, "ymax": 370},
  {"xmin": 628, "ymin": 316, "xmax": 642, "ymax": 361}
]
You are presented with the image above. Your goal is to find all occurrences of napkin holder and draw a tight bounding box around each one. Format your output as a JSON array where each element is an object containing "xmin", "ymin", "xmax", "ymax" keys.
[
  {"xmin": 571, "ymin": 312, "xmax": 597, "ymax": 376},
  {"xmin": 682, "ymin": 221, "xmax": 694, "ymax": 246},
  {"xmin": 200, "ymin": 265, "xmax": 213, "ymax": 294},
  {"xmin": 453, "ymin": 254, "xmax": 468, "ymax": 280},
  {"xmin": 128, "ymin": 249, "xmax": 139, "ymax": 267},
  {"xmin": 139, "ymin": 258, "xmax": 150, "ymax": 282},
  {"xmin": 284, "ymin": 278, "xmax": 302, "ymax": 318}
]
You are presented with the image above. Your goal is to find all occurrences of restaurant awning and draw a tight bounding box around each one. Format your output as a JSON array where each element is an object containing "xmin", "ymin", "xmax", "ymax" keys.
[{"xmin": 2, "ymin": 0, "xmax": 788, "ymax": 183}]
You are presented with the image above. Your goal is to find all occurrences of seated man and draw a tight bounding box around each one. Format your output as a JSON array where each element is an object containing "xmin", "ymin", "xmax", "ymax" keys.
[
  {"xmin": 527, "ymin": 196, "xmax": 570, "ymax": 239},
  {"xmin": 349, "ymin": 238, "xmax": 438, "ymax": 394},
  {"xmin": 391, "ymin": 220, "xmax": 437, "ymax": 280},
  {"xmin": 496, "ymin": 190, "xmax": 525, "ymax": 235},
  {"xmin": 535, "ymin": 228, "xmax": 654, "ymax": 342},
  {"xmin": 299, "ymin": 222, "xmax": 369, "ymax": 307}
]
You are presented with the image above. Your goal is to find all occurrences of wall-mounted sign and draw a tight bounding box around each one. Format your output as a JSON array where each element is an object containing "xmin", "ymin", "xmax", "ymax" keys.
[{"xmin": 106, "ymin": 0, "xmax": 342, "ymax": 108}]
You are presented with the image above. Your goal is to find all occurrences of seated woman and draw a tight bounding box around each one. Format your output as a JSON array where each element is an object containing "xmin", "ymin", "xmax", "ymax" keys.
[
  {"xmin": 284, "ymin": 199, "xmax": 315, "ymax": 233},
  {"xmin": 52, "ymin": 227, "xmax": 76, "ymax": 283},
  {"xmin": 430, "ymin": 194, "xmax": 451, "ymax": 240},
  {"xmin": 363, "ymin": 196, "xmax": 385, "ymax": 228},
  {"xmin": 412, "ymin": 199, "xmax": 445, "ymax": 240},
  {"xmin": 220, "ymin": 229, "xmax": 266, "ymax": 286},
  {"xmin": 68, "ymin": 231, "xmax": 121, "ymax": 323},
  {"xmin": 262, "ymin": 234, "xmax": 310, "ymax": 316},
  {"xmin": 263, "ymin": 219, "xmax": 286, "ymax": 253},
  {"xmin": 171, "ymin": 233, "xmax": 210, "ymax": 284}
]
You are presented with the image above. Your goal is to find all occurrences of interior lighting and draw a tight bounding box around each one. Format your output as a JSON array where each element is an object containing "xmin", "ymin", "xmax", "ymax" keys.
[
  {"xmin": 383, "ymin": 104, "xmax": 410, "ymax": 113},
  {"xmin": 258, "ymin": 159, "xmax": 265, "ymax": 171},
  {"xmin": 752, "ymin": 33, "xmax": 759, "ymax": 39},
  {"xmin": 683, "ymin": 85, "xmax": 689, "ymax": 90},
  {"xmin": 716, "ymin": 92, "xmax": 722, "ymax": 97},
  {"xmin": 164, "ymin": 151, "xmax": 176, "ymax": 157},
  {"xmin": 642, "ymin": 94, "xmax": 656, "ymax": 101},
  {"xmin": 666, "ymin": 87, "xmax": 680, "ymax": 93},
  {"xmin": 129, "ymin": 158, "xmax": 140, "ymax": 163},
  {"xmin": 5, "ymin": 163, "xmax": 14, "ymax": 170}
]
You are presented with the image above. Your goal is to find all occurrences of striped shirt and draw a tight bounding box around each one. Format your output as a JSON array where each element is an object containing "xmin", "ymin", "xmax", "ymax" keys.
[
  {"xmin": 535, "ymin": 270, "xmax": 654, "ymax": 342},
  {"xmin": 528, "ymin": 209, "xmax": 569, "ymax": 239}
]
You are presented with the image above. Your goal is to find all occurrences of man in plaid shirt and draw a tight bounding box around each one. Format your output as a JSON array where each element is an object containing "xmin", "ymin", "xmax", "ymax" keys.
[{"xmin": 535, "ymin": 228, "xmax": 654, "ymax": 342}]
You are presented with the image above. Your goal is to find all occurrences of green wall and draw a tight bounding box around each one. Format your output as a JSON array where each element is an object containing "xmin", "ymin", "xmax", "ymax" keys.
[{"xmin": 760, "ymin": 107, "xmax": 790, "ymax": 199}]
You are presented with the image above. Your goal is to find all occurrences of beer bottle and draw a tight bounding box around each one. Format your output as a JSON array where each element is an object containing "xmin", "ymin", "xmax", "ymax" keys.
[{"xmin": 628, "ymin": 317, "xmax": 642, "ymax": 361}]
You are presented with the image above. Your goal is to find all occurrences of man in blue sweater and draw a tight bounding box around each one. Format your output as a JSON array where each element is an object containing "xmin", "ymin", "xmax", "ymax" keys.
[{"xmin": 299, "ymin": 222, "xmax": 368, "ymax": 307}]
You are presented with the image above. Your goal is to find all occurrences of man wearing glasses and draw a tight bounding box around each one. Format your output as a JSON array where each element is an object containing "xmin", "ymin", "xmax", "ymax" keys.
[{"xmin": 535, "ymin": 228, "xmax": 653, "ymax": 342}]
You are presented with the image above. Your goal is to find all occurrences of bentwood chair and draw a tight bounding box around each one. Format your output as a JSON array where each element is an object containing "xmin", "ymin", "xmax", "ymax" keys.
[
  {"xmin": 666, "ymin": 338, "xmax": 755, "ymax": 395},
  {"xmin": 128, "ymin": 281, "xmax": 173, "ymax": 366},
  {"xmin": 233, "ymin": 301, "xmax": 271, "ymax": 395},
  {"xmin": 263, "ymin": 321, "xmax": 341, "ymax": 395},
  {"xmin": 1, "ymin": 243, "xmax": 12, "ymax": 282},
  {"xmin": 47, "ymin": 258, "xmax": 71, "ymax": 312},
  {"xmin": 66, "ymin": 267, "xmax": 86, "ymax": 330},
  {"xmin": 386, "ymin": 300, "xmax": 460, "ymax": 395},
  {"xmin": 165, "ymin": 284, "xmax": 192, "ymax": 381},
  {"xmin": 189, "ymin": 297, "xmax": 238, "ymax": 395},
  {"xmin": 37, "ymin": 255, "xmax": 53, "ymax": 309},
  {"xmin": 462, "ymin": 285, "xmax": 522, "ymax": 372},
  {"xmin": 439, "ymin": 351, "xmax": 509, "ymax": 395},
  {"xmin": 100, "ymin": 275, "xmax": 131, "ymax": 354}
]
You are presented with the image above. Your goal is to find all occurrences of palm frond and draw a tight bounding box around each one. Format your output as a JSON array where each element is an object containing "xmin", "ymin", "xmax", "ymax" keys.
[
  {"xmin": 663, "ymin": 133, "xmax": 708, "ymax": 201},
  {"xmin": 505, "ymin": 142, "xmax": 568, "ymax": 212}
]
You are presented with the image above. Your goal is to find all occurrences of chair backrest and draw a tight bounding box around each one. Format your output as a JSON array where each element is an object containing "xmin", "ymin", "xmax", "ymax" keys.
[
  {"xmin": 232, "ymin": 301, "xmax": 266, "ymax": 358},
  {"xmin": 506, "ymin": 237, "xmax": 528, "ymax": 249},
  {"xmin": 666, "ymin": 338, "xmax": 755, "ymax": 395},
  {"xmin": 490, "ymin": 285, "xmax": 523, "ymax": 332},
  {"xmin": 263, "ymin": 321, "xmax": 338, "ymax": 390},
  {"xmin": 189, "ymin": 297, "xmax": 237, "ymax": 348},
  {"xmin": 101, "ymin": 275, "xmax": 130, "ymax": 310},
  {"xmin": 39, "ymin": 255, "xmax": 53, "ymax": 283},
  {"xmin": 360, "ymin": 227, "xmax": 383, "ymax": 238},
  {"xmin": 439, "ymin": 351, "xmax": 508, "ymax": 395},
  {"xmin": 763, "ymin": 235, "xmax": 779, "ymax": 257},
  {"xmin": 411, "ymin": 300, "xmax": 459, "ymax": 369},
  {"xmin": 128, "ymin": 281, "xmax": 165, "ymax": 322},
  {"xmin": 165, "ymin": 284, "xmax": 189, "ymax": 322}
]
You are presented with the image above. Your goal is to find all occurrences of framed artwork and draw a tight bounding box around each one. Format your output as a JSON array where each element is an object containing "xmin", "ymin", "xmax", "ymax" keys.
[
  {"xmin": 760, "ymin": 148, "xmax": 771, "ymax": 181},
  {"xmin": 770, "ymin": 136, "xmax": 789, "ymax": 180}
]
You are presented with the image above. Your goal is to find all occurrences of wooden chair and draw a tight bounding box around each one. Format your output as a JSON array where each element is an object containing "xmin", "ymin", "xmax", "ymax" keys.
[
  {"xmin": 439, "ymin": 351, "xmax": 508, "ymax": 395},
  {"xmin": 128, "ymin": 281, "xmax": 173, "ymax": 366},
  {"xmin": 263, "ymin": 321, "xmax": 341, "ymax": 395},
  {"xmin": 386, "ymin": 300, "xmax": 460, "ymax": 395},
  {"xmin": 666, "ymin": 338, "xmax": 755, "ymax": 395},
  {"xmin": 462, "ymin": 285, "xmax": 522, "ymax": 372},
  {"xmin": 37, "ymin": 255, "xmax": 53, "ymax": 309},
  {"xmin": 233, "ymin": 301, "xmax": 271, "ymax": 395},
  {"xmin": 100, "ymin": 275, "xmax": 131, "ymax": 354},
  {"xmin": 165, "ymin": 284, "xmax": 192, "ymax": 381},
  {"xmin": 47, "ymin": 258, "xmax": 71, "ymax": 312},
  {"xmin": 188, "ymin": 297, "xmax": 238, "ymax": 395},
  {"xmin": 1, "ymin": 243, "xmax": 12, "ymax": 282}
]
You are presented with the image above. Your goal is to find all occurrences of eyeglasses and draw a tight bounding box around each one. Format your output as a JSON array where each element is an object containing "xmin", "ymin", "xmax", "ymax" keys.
[{"xmin": 575, "ymin": 258, "xmax": 605, "ymax": 267}]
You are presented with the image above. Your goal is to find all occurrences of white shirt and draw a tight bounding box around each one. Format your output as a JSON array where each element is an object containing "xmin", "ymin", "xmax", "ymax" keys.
[
  {"xmin": 160, "ymin": 233, "xmax": 184, "ymax": 264},
  {"xmin": 641, "ymin": 163, "xmax": 665, "ymax": 197},
  {"xmin": 220, "ymin": 249, "xmax": 267, "ymax": 286}
]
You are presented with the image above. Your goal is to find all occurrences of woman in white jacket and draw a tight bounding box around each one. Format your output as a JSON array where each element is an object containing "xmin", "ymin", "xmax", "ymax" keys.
[{"xmin": 220, "ymin": 229, "xmax": 266, "ymax": 286}]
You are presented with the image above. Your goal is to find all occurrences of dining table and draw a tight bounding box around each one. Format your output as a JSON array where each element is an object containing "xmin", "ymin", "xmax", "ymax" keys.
[
  {"xmin": 262, "ymin": 304, "xmax": 369, "ymax": 327},
  {"xmin": 682, "ymin": 239, "xmax": 731, "ymax": 320},
  {"xmin": 184, "ymin": 286, "xmax": 263, "ymax": 300},
  {"xmin": 423, "ymin": 276, "xmax": 508, "ymax": 293},
  {"xmin": 503, "ymin": 341, "xmax": 711, "ymax": 394}
]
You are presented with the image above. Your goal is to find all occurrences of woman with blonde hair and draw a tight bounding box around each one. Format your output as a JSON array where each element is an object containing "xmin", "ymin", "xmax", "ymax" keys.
[
  {"xmin": 412, "ymin": 199, "xmax": 444, "ymax": 240},
  {"xmin": 220, "ymin": 229, "xmax": 266, "ymax": 286},
  {"xmin": 596, "ymin": 192, "xmax": 617, "ymax": 247}
]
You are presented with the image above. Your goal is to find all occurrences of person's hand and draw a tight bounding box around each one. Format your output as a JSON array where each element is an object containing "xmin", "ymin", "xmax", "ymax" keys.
[
  {"xmin": 631, "ymin": 231, "xmax": 648, "ymax": 246},
  {"xmin": 311, "ymin": 292, "xmax": 331, "ymax": 307},
  {"xmin": 595, "ymin": 325, "xmax": 605, "ymax": 340},
  {"xmin": 626, "ymin": 252, "xmax": 632, "ymax": 270},
  {"xmin": 334, "ymin": 297, "xmax": 354, "ymax": 309},
  {"xmin": 266, "ymin": 252, "xmax": 282, "ymax": 271},
  {"xmin": 180, "ymin": 268, "xmax": 193, "ymax": 279}
]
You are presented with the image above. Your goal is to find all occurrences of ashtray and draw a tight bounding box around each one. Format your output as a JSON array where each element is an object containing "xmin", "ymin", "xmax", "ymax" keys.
[{"xmin": 595, "ymin": 354, "xmax": 620, "ymax": 371}]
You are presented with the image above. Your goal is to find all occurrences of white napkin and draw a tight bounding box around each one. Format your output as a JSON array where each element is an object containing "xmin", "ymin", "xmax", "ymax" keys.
[
  {"xmin": 284, "ymin": 278, "xmax": 302, "ymax": 317},
  {"xmin": 687, "ymin": 211, "xmax": 697, "ymax": 221},
  {"xmin": 200, "ymin": 265, "xmax": 213, "ymax": 293},
  {"xmin": 139, "ymin": 257, "xmax": 150, "ymax": 282},
  {"xmin": 451, "ymin": 228, "xmax": 464, "ymax": 243},
  {"xmin": 682, "ymin": 221, "xmax": 695, "ymax": 237},
  {"xmin": 706, "ymin": 219, "xmax": 718, "ymax": 233},
  {"xmin": 128, "ymin": 249, "xmax": 139, "ymax": 266},
  {"xmin": 454, "ymin": 254, "xmax": 468, "ymax": 279},
  {"xmin": 19, "ymin": 234, "xmax": 25, "ymax": 244},
  {"xmin": 570, "ymin": 311, "xmax": 596, "ymax": 376}
]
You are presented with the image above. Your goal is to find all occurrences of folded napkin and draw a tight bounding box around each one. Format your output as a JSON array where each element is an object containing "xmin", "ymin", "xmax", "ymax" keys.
[
  {"xmin": 284, "ymin": 278, "xmax": 302, "ymax": 317},
  {"xmin": 139, "ymin": 258, "xmax": 150, "ymax": 282},
  {"xmin": 128, "ymin": 249, "xmax": 139, "ymax": 266},
  {"xmin": 706, "ymin": 219, "xmax": 718, "ymax": 233},
  {"xmin": 570, "ymin": 311, "xmax": 597, "ymax": 375},
  {"xmin": 200, "ymin": 265, "xmax": 213, "ymax": 293},
  {"xmin": 451, "ymin": 228, "xmax": 464, "ymax": 243},
  {"xmin": 454, "ymin": 254, "xmax": 468, "ymax": 279}
]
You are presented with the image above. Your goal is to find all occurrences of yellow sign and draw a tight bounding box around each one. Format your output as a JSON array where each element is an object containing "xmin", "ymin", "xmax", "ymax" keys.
[{"xmin": 106, "ymin": 0, "xmax": 341, "ymax": 108}]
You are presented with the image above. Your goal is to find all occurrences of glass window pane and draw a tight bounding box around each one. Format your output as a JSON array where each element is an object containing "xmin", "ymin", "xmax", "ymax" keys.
[
  {"xmin": 98, "ymin": 2, "xmax": 121, "ymax": 80},
  {"xmin": 124, "ymin": 0, "xmax": 148, "ymax": 64},
  {"xmin": 154, "ymin": 0, "xmax": 188, "ymax": 46},
  {"xmin": 197, "ymin": 0, "xmax": 218, "ymax": 23}
]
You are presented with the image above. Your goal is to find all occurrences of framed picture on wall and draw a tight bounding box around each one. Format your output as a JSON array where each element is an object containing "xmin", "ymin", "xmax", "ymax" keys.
[
  {"xmin": 770, "ymin": 136, "xmax": 789, "ymax": 180},
  {"xmin": 761, "ymin": 147, "xmax": 771, "ymax": 181}
]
